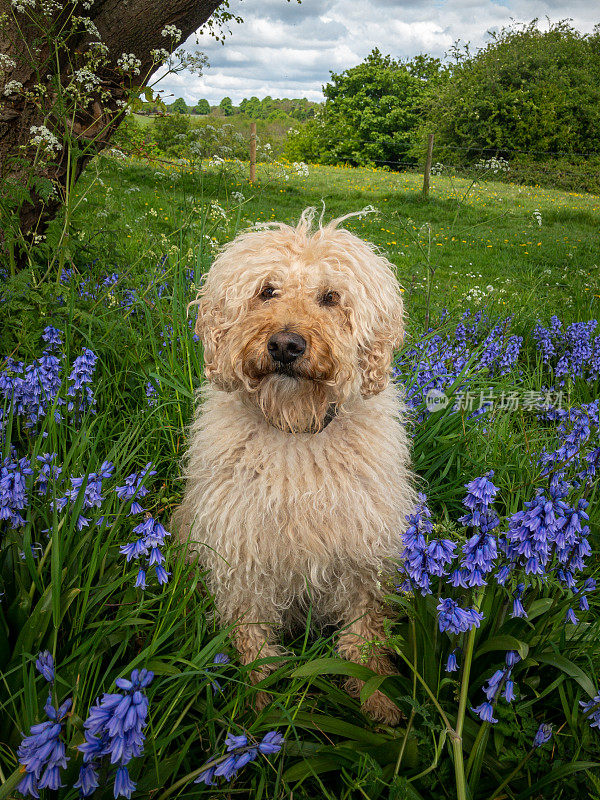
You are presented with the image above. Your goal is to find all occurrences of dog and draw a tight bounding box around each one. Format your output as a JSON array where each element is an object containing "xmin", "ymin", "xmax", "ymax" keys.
[{"xmin": 174, "ymin": 208, "xmax": 415, "ymax": 724}]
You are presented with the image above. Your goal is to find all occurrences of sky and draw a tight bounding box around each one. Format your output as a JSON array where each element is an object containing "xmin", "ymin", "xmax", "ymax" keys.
[{"xmin": 154, "ymin": 0, "xmax": 599, "ymax": 106}]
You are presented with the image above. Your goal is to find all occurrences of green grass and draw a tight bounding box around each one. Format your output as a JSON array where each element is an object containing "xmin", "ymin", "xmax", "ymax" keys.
[{"xmin": 67, "ymin": 156, "xmax": 600, "ymax": 335}]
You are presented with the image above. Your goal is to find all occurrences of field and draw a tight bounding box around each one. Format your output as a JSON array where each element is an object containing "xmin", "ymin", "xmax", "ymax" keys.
[{"xmin": 1, "ymin": 156, "xmax": 599, "ymax": 800}]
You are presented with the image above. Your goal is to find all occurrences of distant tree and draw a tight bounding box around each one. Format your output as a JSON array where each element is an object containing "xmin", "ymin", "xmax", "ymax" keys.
[
  {"xmin": 195, "ymin": 98, "xmax": 211, "ymax": 115},
  {"xmin": 152, "ymin": 112, "xmax": 190, "ymax": 154},
  {"xmin": 302, "ymin": 49, "xmax": 438, "ymax": 167},
  {"xmin": 219, "ymin": 96, "xmax": 234, "ymax": 116},
  {"xmin": 171, "ymin": 97, "xmax": 188, "ymax": 114},
  {"xmin": 424, "ymin": 20, "xmax": 600, "ymax": 160}
]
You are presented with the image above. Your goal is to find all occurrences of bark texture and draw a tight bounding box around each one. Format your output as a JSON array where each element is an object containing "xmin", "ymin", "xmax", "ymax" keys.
[{"xmin": 0, "ymin": 0, "xmax": 223, "ymax": 266}]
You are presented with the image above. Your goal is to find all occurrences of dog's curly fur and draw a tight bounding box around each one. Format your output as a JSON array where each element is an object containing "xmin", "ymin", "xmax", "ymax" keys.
[{"xmin": 174, "ymin": 208, "xmax": 415, "ymax": 723}]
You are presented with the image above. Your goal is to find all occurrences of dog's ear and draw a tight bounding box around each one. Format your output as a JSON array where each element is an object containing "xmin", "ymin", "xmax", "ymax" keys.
[
  {"xmin": 191, "ymin": 294, "xmax": 235, "ymax": 391},
  {"xmin": 358, "ymin": 286, "xmax": 404, "ymax": 398}
]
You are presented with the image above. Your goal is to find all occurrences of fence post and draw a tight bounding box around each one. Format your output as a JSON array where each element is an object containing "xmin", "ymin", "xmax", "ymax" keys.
[
  {"xmin": 249, "ymin": 122, "xmax": 256, "ymax": 183},
  {"xmin": 422, "ymin": 133, "xmax": 434, "ymax": 198}
]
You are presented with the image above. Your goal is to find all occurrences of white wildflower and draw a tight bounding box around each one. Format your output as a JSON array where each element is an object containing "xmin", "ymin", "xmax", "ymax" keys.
[
  {"xmin": 293, "ymin": 161, "xmax": 309, "ymax": 177},
  {"xmin": 161, "ymin": 25, "xmax": 182, "ymax": 42},
  {"xmin": 11, "ymin": 0, "xmax": 35, "ymax": 11},
  {"xmin": 3, "ymin": 80, "xmax": 23, "ymax": 96},
  {"xmin": 116, "ymin": 53, "xmax": 141, "ymax": 76},
  {"xmin": 533, "ymin": 210, "xmax": 542, "ymax": 227},
  {"xmin": 73, "ymin": 67, "xmax": 100, "ymax": 92},
  {"xmin": 150, "ymin": 48, "xmax": 170, "ymax": 62},
  {"xmin": 232, "ymin": 191, "xmax": 245, "ymax": 203},
  {"xmin": 0, "ymin": 54, "xmax": 17, "ymax": 71},
  {"xmin": 29, "ymin": 124, "xmax": 62, "ymax": 154}
]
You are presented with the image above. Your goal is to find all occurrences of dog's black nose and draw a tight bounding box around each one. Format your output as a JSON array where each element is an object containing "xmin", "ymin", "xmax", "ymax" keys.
[{"xmin": 267, "ymin": 331, "xmax": 306, "ymax": 364}]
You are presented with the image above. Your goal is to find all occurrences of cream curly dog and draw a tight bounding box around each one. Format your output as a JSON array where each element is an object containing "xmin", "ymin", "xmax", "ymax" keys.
[{"xmin": 174, "ymin": 208, "xmax": 415, "ymax": 724}]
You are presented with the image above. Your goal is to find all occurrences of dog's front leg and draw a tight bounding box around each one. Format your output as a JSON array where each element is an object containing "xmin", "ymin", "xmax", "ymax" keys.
[
  {"xmin": 336, "ymin": 588, "xmax": 402, "ymax": 725},
  {"xmin": 228, "ymin": 604, "xmax": 285, "ymax": 711}
]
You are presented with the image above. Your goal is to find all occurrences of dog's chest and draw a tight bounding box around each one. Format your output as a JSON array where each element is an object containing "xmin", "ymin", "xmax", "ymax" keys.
[{"xmin": 192, "ymin": 392, "xmax": 411, "ymax": 557}]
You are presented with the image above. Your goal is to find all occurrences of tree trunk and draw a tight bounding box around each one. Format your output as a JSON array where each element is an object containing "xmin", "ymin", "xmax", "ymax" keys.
[{"xmin": 0, "ymin": 0, "xmax": 224, "ymax": 269}]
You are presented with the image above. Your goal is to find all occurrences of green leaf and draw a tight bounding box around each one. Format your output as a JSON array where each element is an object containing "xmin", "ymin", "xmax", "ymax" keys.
[
  {"xmin": 292, "ymin": 657, "xmax": 373, "ymax": 681},
  {"xmin": 516, "ymin": 762, "xmax": 600, "ymax": 799},
  {"xmin": 535, "ymin": 653, "xmax": 597, "ymax": 698},
  {"xmin": 360, "ymin": 674, "xmax": 392, "ymax": 703},
  {"xmin": 475, "ymin": 635, "xmax": 529, "ymax": 660}
]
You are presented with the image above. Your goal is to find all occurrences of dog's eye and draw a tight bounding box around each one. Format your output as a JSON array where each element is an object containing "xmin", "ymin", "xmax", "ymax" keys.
[
  {"xmin": 320, "ymin": 290, "xmax": 340, "ymax": 307},
  {"xmin": 260, "ymin": 286, "xmax": 276, "ymax": 300}
]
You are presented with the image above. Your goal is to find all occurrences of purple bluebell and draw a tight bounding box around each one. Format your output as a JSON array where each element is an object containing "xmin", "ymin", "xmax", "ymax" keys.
[
  {"xmin": 580, "ymin": 695, "xmax": 600, "ymax": 730},
  {"xmin": 533, "ymin": 723, "xmax": 553, "ymax": 747},
  {"xmin": 446, "ymin": 651, "xmax": 459, "ymax": 672},
  {"xmin": 472, "ymin": 702, "xmax": 498, "ymax": 723},
  {"xmin": 121, "ymin": 515, "xmax": 171, "ymax": 589},
  {"xmin": 437, "ymin": 598, "xmax": 483, "ymax": 635},
  {"xmin": 42, "ymin": 326, "xmax": 62, "ymax": 349},
  {"xmin": 67, "ymin": 348, "xmax": 98, "ymax": 414},
  {"xmin": 194, "ymin": 730, "xmax": 285, "ymax": 786},
  {"xmin": 0, "ymin": 455, "xmax": 33, "ymax": 528},
  {"xmin": 35, "ymin": 651, "xmax": 54, "ymax": 683},
  {"xmin": 77, "ymin": 668, "xmax": 153, "ymax": 799},
  {"xmin": 17, "ymin": 694, "xmax": 71, "ymax": 798}
]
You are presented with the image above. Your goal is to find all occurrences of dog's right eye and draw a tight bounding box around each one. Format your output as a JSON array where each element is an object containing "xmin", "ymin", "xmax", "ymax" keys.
[{"xmin": 260, "ymin": 286, "xmax": 276, "ymax": 300}]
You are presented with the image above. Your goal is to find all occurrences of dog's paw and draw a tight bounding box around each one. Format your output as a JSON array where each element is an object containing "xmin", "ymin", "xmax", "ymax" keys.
[{"xmin": 361, "ymin": 690, "xmax": 403, "ymax": 726}]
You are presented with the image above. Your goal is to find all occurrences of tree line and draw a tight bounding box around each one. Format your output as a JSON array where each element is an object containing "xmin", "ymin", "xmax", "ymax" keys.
[
  {"xmin": 284, "ymin": 20, "xmax": 600, "ymax": 183},
  {"xmin": 139, "ymin": 95, "xmax": 319, "ymax": 122}
]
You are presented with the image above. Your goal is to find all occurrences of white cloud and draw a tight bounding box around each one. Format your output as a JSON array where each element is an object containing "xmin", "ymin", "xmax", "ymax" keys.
[{"xmin": 152, "ymin": 0, "xmax": 599, "ymax": 105}]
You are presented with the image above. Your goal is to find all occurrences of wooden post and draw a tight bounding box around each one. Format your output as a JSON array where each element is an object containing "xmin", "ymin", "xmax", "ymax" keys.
[
  {"xmin": 249, "ymin": 122, "xmax": 256, "ymax": 183},
  {"xmin": 422, "ymin": 133, "xmax": 434, "ymax": 198}
]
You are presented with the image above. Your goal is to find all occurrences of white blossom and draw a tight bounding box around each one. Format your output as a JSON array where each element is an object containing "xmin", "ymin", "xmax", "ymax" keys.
[
  {"xmin": 3, "ymin": 80, "xmax": 23, "ymax": 96},
  {"xmin": 161, "ymin": 25, "xmax": 182, "ymax": 42},
  {"xmin": 29, "ymin": 124, "xmax": 62, "ymax": 154},
  {"xmin": 116, "ymin": 53, "xmax": 141, "ymax": 76},
  {"xmin": 293, "ymin": 161, "xmax": 309, "ymax": 177},
  {"xmin": 0, "ymin": 54, "xmax": 17, "ymax": 71},
  {"xmin": 150, "ymin": 47, "xmax": 170, "ymax": 62},
  {"xmin": 232, "ymin": 191, "xmax": 245, "ymax": 203},
  {"xmin": 533, "ymin": 210, "xmax": 542, "ymax": 227},
  {"xmin": 11, "ymin": 0, "xmax": 35, "ymax": 11},
  {"xmin": 73, "ymin": 67, "xmax": 100, "ymax": 92}
]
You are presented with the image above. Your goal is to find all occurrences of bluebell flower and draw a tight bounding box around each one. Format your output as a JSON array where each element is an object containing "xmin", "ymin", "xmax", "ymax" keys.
[
  {"xmin": 210, "ymin": 653, "xmax": 231, "ymax": 694},
  {"xmin": 505, "ymin": 650, "xmax": 520, "ymax": 668},
  {"xmin": 437, "ymin": 598, "xmax": 483, "ymax": 635},
  {"xmin": 17, "ymin": 694, "xmax": 71, "ymax": 798},
  {"xmin": 120, "ymin": 515, "xmax": 171, "ymax": 588},
  {"xmin": 446, "ymin": 651, "xmax": 459, "ymax": 672},
  {"xmin": 398, "ymin": 495, "xmax": 456, "ymax": 595},
  {"xmin": 42, "ymin": 326, "xmax": 63, "ymax": 349},
  {"xmin": 0, "ymin": 455, "xmax": 33, "ymax": 528},
  {"xmin": 113, "ymin": 766, "xmax": 136, "ymax": 799},
  {"xmin": 194, "ymin": 730, "xmax": 285, "ymax": 786},
  {"xmin": 579, "ymin": 695, "xmax": 600, "ymax": 730},
  {"xmin": 258, "ymin": 731, "xmax": 285, "ymax": 754},
  {"xmin": 482, "ymin": 669, "xmax": 505, "ymax": 701},
  {"xmin": 472, "ymin": 702, "xmax": 498, "ymax": 723},
  {"xmin": 36, "ymin": 453, "xmax": 61, "ymax": 496},
  {"xmin": 67, "ymin": 348, "xmax": 98, "ymax": 414},
  {"xmin": 503, "ymin": 679, "xmax": 515, "ymax": 702},
  {"xmin": 533, "ymin": 723, "xmax": 553, "ymax": 747},
  {"xmin": 35, "ymin": 651, "xmax": 54, "ymax": 683},
  {"xmin": 77, "ymin": 668, "xmax": 153, "ymax": 799},
  {"xmin": 565, "ymin": 608, "xmax": 579, "ymax": 625}
]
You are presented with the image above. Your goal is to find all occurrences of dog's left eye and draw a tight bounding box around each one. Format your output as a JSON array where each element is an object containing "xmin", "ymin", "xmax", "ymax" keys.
[
  {"xmin": 320, "ymin": 291, "xmax": 340, "ymax": 307},
  {"xmin": 260, "ymin": 286, "xmax": 276, "ymax": 300}
]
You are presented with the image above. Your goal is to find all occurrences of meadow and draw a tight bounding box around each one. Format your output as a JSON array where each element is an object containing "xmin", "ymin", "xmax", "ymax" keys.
[{"xmin": 0, "ymin": 155, "xmax": 599, "ymax": 800}]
